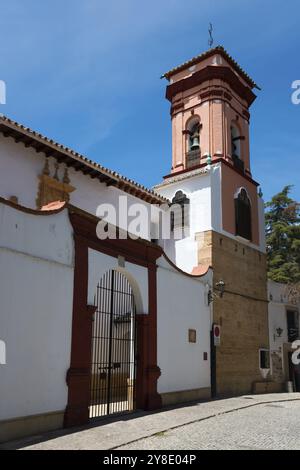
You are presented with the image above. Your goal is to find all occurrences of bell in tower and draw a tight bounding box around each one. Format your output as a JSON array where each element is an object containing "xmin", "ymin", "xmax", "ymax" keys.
[
  {"xmin": 189, "ymin": 123, "xmax": 200, "ymax": 151},
  {"xmin": 161, "ymin": 45, "xmax": 259, "ymax": 176}
]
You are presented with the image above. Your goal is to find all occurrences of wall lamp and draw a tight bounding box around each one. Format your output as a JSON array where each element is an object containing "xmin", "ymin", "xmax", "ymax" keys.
[
  {"xmin": 276, "ymin": 327, "xmax": 283, "ymax": 338},
  {"xmin": 273, "ymin": 327, "xmax": 283, "ymax": 342},
  {"xmin": 208, "ymin": 280, "xmax": 226, "ymax": 304},
  {"xmin": 215, "ymin": 280, "xmax": 226, "ymax": 298}
]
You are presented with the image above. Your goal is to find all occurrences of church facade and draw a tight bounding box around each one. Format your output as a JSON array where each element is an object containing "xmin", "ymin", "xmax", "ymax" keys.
[
  {"xmin": 0, "ymin": 114, "xmax": 212, "ymax": 442},
  {"xmin": 0, "ymin": 46, "xmax": 280, "ymax": 443}
]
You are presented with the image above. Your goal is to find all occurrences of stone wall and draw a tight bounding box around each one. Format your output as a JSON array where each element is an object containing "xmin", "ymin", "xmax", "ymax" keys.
[{"xmin": 197, "ymin": 230, "xmax": 270, "ymax": 395}]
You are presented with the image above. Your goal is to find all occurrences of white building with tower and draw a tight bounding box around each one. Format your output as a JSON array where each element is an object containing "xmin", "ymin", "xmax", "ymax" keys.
[{"xmin": 0, "ymin": 45, "xmax": 298, "ymax": 444}]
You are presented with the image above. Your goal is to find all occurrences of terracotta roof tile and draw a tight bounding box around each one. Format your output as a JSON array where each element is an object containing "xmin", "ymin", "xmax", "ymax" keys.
[
  {"xmin": 0, "ymin": 115, "xmax": 169, "ymax": 205},
  {"xmin": 161, "ymin": 45, "xmax": 260, "ymax": 90}
]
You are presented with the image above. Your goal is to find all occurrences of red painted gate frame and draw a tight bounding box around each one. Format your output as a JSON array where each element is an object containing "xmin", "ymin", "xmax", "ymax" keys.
[{"xmin": 64, "ymin": 208, "xmax": 162, "ymax": 427}]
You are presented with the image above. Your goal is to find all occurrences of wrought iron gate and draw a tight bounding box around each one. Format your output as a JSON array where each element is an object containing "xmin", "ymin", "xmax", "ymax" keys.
[{"xmin": 89, "ymin": 270, "xmax": 137, "ymax": 418}]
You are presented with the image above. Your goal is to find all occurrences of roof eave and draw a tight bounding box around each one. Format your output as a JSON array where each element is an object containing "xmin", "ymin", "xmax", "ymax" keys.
[
  {"xmin": 161, "ymin": 45, "xmax": 260, "ymax": 91},
  {"xmin": 0, "ymin": 116, "xmax": 169, "ymax": 205}
]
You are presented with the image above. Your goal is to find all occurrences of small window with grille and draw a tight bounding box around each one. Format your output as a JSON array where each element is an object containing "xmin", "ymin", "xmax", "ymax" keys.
[{"xmin": 259, "ymin": 349, "xmax": 270, "ymax": 369}]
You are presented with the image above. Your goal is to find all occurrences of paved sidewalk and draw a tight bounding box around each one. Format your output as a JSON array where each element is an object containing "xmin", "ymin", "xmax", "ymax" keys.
[{"xmin": 2, "ymin": 393, "xmax": 300, "ymax": 450}]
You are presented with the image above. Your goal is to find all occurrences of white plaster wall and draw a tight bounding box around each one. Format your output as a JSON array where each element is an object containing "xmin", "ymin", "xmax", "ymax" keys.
[
  {"xmin": 157, "ymin": 171, "xmax": 213, "ymax": 273},
  {"xmin": 258, "ymin": 195, "xmax": 266, "ymax": 253},
  {"xmin": 268, "ymin": 302, "xmax": 289, "ymax": 352},
  {"xmin": 157, "ymin": 171, "xmax": 212, "ymax": 234},
  {"xmin": 210, "ymin": 164, "xmax": 222, "ymax": 232},
  {"xmin": 166, "ymin": 237, "xmax": 198, "ymax": 274},
  {"xmin": 156, "ymin": 256, "xmax": 212, "ymax": 394},
  {"xmin": 0, "ymin": 135, "xmax": 160, "ymax": 241},
  {"xmin": 0, "ymin": 203, "xmax": 74, "ymax": 421},
  {"xmin": 0, "ymin": 202, "xmax": 74, "ymax": 266},
  {"xmin": 0, "ymin": 134, "xmax": 44, "ymax": 208},
  {"xmin": 88, "ymin": 248, "xmax": 148, "ymax": 314},
  {"xmin": 157, "ymin": 162, "xmax": 265, "ymax": 269},
  {"xmin": 268, "ymin": 280, "xmax": 299, "ymax": 352},
  {"xmin": 70, "ymin": 171, "xmax": 156, "ymax": 240}
]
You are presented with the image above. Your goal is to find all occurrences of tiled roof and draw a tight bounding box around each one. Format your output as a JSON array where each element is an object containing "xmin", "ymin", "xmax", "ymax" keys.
[
  {"xmin": 161, "ymin": 45, "xmax": 260, "ymax": 90},
  {"xmin": 0, "ymin": 115, "xmax": 169, "ymax": 205}
]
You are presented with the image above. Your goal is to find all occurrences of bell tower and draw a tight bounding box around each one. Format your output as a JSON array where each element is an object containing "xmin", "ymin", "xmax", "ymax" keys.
[
  {"xmin": 163, "ymin": 45, "xmax": 257, "ymax": 177},
  {"xmin": 155, "ymin": 46, "xmax": 272, "ymax": 397}
]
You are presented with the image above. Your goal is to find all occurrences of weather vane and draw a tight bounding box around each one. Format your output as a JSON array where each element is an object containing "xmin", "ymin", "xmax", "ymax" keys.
[{"xmin": 208, "ymin": 23, "xmax": 213, "ymax": 48}]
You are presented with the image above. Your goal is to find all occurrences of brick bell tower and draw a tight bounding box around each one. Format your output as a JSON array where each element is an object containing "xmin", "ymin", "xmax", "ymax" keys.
[{"xmin": 155, "ymin": 46, "xmax": 272, "ymax": 396}]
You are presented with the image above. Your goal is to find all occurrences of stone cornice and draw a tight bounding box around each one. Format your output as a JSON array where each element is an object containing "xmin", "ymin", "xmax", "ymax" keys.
[
  {"xmin": 166, "ymin": 66, "xmax": 257, "ymax": 107},
  {"xmin": 154, "ymin": 166, "xmax": 209, "ymax": 189}
]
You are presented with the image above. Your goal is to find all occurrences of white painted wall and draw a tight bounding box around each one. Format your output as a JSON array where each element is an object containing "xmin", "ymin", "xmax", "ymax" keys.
[
  {"xmin": 156, "ymin": 165, "xmax": 225, "ymax": 273},
  {"xmin": 157, "ymin": 170, "xmax": 213, "ymax": 234},
  {"xmin": 258, "ymin": 195, "xmax": 266, "ymax": 253},
  {"xmin": 0, "ymin": 134, "xmax": 45, "ymax": 208},
  {"xmin": 156, "ymin": 255, "xmax": 212, "ymax": 394},
  {"xmin": 210, "ymin": 164, "xmax": 222, "ymax": 232},
  {"xmin": 156, "ymin": 162, "xmax": 265, "ymax": 273},
  {"xmin": 267, "ymin": 281, "xmax": 300, "ymax": 383},
  {"xmin": 268, "ymin": 280, "xmax": 299, "ymax": 352},
  {"xmin": 0, "ymin": 203, "xmax": 74, "ymax": 421},
  {"xmin": 0, "ymin": 135, "xmax": 160, "ymax": 241},
  {"xmin": 157, "ymin": 169, "xmax": 213, "ymax": 273}
]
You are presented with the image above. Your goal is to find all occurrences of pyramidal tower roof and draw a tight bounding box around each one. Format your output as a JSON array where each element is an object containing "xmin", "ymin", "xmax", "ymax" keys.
[{"xmin": 161, "ymin": 45, "xmax": 260, "ymax": 90}]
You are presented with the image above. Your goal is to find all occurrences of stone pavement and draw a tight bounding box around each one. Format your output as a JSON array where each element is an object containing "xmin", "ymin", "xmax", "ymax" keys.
[
  {"xmin": 119, "ymin": 399, "xmax": 300, "ymax": 450},
  {"xmin": 2, "ymin": 393, "xmax": 300, "ymax": 450}
]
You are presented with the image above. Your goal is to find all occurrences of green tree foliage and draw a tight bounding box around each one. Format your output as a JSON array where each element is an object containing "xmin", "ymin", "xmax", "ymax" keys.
[{"xmin": 265, "ymin": 185, "xmax": 300, "ymax": 283}]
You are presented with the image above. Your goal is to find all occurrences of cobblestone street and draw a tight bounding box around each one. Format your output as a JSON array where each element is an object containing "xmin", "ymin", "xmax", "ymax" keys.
[
  {"xmin": 2, "ymin": 393, "xmax": 300, "ymax": 450},
  {"xmin": 119, "ymin": 399, "xmax": 300, "ymax": 450}
]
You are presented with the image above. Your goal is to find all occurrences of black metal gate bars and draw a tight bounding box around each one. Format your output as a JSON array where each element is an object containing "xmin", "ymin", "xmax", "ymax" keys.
[{"xmin": 89, "ymin": 270, "xmax": 137, "ymax": 418}]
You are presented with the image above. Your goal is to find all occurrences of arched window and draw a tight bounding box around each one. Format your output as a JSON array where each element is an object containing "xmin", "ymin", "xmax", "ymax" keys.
[
  {"xmin": 170, "ymin": 190, "xmax": 190, "ymax": 237},
  {"xmin": 235, "ymin": 188, "xmax": 252, "ymax": 240}
]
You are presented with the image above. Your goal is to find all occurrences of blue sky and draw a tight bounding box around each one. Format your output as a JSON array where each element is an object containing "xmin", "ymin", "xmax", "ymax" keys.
[{"xmin": 0, "ymin": 0, "xmax": 299, "ymax": 202}]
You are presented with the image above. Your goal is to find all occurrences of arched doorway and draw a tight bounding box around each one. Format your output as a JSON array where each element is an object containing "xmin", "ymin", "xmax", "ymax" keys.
[{"xmin": 89, "ymin": 270, "xmax": 137, "ymax": 418}]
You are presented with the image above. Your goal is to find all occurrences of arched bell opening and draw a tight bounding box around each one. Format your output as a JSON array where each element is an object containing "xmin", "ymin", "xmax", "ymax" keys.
[
  {"xmin": 231, "ymin": 122, "xmax": 245, "ymax": 172},
  {"xmin": 185, "ymin": 116, "xmax": 201, "ymax": 169}
]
